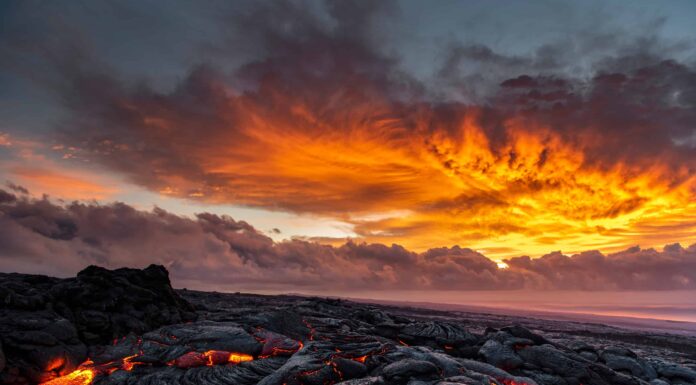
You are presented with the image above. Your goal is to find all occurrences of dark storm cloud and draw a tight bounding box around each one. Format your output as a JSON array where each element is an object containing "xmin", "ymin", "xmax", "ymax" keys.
[
  {"xmin": 1, "ymin": 189, "xmax": 694, "ymax": 291},
  {"xmin": 49, "ymin": 2, "xmax": 696, "ymax": 180},
  {"xmin": 2, "ymin": 0, "xmax": 694, "ymax": 202},
  {"xmin": 493, "ymin": 59, "xmax": 696, "ymax": 166}
]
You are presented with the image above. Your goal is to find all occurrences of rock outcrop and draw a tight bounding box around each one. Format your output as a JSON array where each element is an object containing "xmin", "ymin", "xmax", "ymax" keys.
[{"xmin": 0, "ymin": 265, "xmax": 196, "ymax": 384}]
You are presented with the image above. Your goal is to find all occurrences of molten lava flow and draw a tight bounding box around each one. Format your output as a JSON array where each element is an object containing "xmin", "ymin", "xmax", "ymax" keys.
[
  {"xmin": 40, "ymin": 369, "xmax": 95, "ymax": 385},
  {"xmin": 43, "ymin": 328, "xmax": 308, "ymax": 384},
  {"xmin": 121, "ymin": 354, "xmax": 144, "ymax": 371},
  {"xmin": 42, "ymin": 349, "xmax": 255, "ymax": 385},
  {"xmin": 352, "ymin": 355, "xmax": 367, "ymax": 364},
  {"xmin": 45, "ymin": 357, "xmax": 66, "ymax": 372},
  {"xmin": 227, "ymin": 352, "xmax": 254, "ymax": 364},
  {"xmin": 169, "ymin": 351, "xmax": 254, "ymax": 368}
]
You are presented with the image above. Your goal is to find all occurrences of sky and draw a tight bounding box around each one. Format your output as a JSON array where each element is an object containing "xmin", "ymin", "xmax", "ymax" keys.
[{"xmin": 1, "ymin": 0, "xmax": 696, "ymax": 302}]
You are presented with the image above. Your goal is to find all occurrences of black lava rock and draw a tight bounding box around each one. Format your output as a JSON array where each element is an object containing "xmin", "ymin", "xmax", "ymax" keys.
[
  {"xmin": 0, "ymin": 265, "xmax": 196, "ymax": 384},
  {"xmin": 2, "ymin": 267, "xmax": 695, "ymax": 385}
]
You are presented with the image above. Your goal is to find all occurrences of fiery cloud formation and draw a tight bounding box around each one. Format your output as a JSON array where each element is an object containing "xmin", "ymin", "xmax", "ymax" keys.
[
  {"xmin": 1, "ymin": 0, "xmax": 696, "ymax": 260},
  {"xmin": 1, "ymin": 189, "xmax": 695, "ymax": 291},
  {"xmin": 54, "ymin": 60, "xmax": 696, "ymax": 257}
]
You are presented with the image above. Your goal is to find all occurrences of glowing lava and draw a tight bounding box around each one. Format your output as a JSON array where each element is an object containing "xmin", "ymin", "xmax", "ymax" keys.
[
  {"xmin": 41, "ymin": 350, "xmax": 254, "ymax": 385},
  {"xmin": 40, "ymin": 369, "xmax": 95, "ymax": 385},
  {"xmin": 120, "ymin": 354, "xmax": 144, "ymax": 371},
  {"xmin": 168, "ymin": 350, "xmax": 254, "ymax": 368},
  {"xmin": 352, "ymin": 355, "xmax": 368, "ymax": 364},
  {"xmin": 228, "ymin": 352, "xmax": 255, "ymax": 364}
]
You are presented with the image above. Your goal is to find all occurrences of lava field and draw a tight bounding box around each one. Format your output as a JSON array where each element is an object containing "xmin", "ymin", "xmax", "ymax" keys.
[{"xmin": 1, "ymin": 265, "xmax": 695, "ymax": 385}]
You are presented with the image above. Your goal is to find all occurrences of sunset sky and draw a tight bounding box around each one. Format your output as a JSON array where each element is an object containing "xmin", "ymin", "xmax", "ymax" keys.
[{"xmin": 1, "ymin": 1, "xmax": 696, "ymax": 302}]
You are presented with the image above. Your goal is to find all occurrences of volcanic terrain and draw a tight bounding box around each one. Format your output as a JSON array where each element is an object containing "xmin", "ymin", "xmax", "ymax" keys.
[{"xmin": 1, "ymin": 265, "xmax": 695, "ymax": 385}]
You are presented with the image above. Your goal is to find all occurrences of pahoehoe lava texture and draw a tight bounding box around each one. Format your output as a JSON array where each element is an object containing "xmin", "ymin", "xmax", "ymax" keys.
[{"xmin": 1, "ymin": 266, "xmax": 695, "ymax": 385}]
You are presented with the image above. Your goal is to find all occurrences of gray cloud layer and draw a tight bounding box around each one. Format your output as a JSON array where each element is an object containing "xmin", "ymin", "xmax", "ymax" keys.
[{"xmin": 1, "ymin": 188, "xmax": 694, "ymax": 291}]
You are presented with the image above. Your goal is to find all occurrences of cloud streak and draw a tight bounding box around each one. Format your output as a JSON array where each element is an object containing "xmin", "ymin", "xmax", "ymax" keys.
[{"xmin": 1, "ymin": 189, "xmax": 694, "ymax": 291}]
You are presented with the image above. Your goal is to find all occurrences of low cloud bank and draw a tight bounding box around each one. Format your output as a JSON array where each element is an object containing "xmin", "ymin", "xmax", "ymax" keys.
[{"xmin": 1, "ymin": 189, "xmax": 694, "ymax": 291}]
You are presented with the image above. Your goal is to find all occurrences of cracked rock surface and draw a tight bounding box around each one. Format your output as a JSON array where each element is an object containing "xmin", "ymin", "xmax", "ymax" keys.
[{"xmin": 1, "ymin": 266, "xmax": 695, "ymax": 385}]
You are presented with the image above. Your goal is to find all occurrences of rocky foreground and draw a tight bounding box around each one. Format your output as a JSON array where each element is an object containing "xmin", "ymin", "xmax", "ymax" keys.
[{"xmin": 1, "ymin": 266, "xmax": 695, "ymax": 385}]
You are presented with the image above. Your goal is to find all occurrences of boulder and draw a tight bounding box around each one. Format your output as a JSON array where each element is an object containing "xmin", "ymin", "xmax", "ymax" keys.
[{"xmin": 381, "ymin": 359, "xmax": 440, "ymax": 384}]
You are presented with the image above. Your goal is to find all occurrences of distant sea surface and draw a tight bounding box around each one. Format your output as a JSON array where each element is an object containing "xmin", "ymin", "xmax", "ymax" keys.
[
  {"xmin": 263, "ymin": 289, "xmax": 694, "ymax": 323},
  {"xmin": 379, "ymin": 290, "xmax": 696, "ymax": 322},
  {"xmin": 196, "ymin": 284, "xmax": 696, "ymax": 333},
  {"xmin": 295, "ymin": 289, "xmax": 696, "ymax": 334},
  {"xmin": 333, "ymin": 290, "xmax": 696, "ymax": 335}
]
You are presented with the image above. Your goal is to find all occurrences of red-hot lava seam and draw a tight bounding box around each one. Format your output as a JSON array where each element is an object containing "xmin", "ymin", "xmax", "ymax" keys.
[
  {"xmin": 253, "ymin": 327, "xmax": 304, "ymax": 358},
  {"xmin": 302, "ymin": 319, "xmax": 316, "ymax": 341},
  {"xmin": 167, "ymin": 350, "xmax": 255, "ymax": 368},
  {"xmin": 290, "ymin": 345, "xmax": 389, "ymax": 384}
]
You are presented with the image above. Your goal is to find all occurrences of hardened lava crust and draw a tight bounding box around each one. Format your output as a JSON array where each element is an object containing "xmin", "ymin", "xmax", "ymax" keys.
[{"xmin": 1, "ymin": 266, "xmax": 695, "ymax": 385}]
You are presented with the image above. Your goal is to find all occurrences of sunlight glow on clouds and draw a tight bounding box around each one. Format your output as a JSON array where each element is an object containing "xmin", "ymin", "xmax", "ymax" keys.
[
  {"xmin": 1, "ymin": 189, "xmax": 694, "ymax": 292},
  {"xmin": 1, "ymin": 0, "xmax": 696, "ymax": 263},
  {"xmin": 51, "ymin": 69, "xmax": 696, "ymax": 258}
]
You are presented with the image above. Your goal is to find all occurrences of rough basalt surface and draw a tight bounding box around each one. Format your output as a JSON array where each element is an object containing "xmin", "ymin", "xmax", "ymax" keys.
[
  {"xmin": 0, "ymin": 265, "xmax": 197, "ymax": 384},
  {"xmin": 1, "ymin": 266, "xmax": 695, "ymax": 385}
]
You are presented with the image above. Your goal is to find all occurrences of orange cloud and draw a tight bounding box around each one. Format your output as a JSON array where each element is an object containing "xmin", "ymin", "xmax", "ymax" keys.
[
  {"xmin": 0, "ymin": 133, "xmax": 119, "ymax": 201},
  {"xmin": 44, "ymin": 7, "xmax": 696, "ymax": 258},
  {"xmin": 55, "ymin": 79, "xmax": 696, "ymax": 257},
  {"xmin": 10, "ymin": 167, "xmax": 119, "ymax": 201}
]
